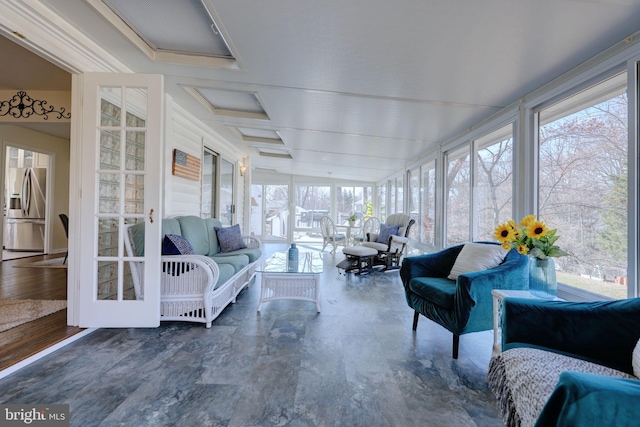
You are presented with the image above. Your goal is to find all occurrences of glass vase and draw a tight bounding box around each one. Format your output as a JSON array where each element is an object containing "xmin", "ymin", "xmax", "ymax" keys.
[
  {"xmin": 287, "ymin": 243, "xmax": 299, "ymax": 272},
  {"xmin": 529, "ymin": 257, "xmax": 557, "ymax": 299}
]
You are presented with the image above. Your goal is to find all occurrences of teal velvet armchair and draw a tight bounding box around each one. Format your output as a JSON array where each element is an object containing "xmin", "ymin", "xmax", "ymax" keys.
[
  {"xmin": 498, "ymin": 298, "xmax": 640, "ymax": 427},
  {"xmin": 400, "ymin": 242, "xmax": 528, "ymax": 358}
]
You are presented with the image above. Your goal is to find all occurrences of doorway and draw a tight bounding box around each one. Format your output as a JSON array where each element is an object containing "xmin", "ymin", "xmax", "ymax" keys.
[
  {"xmin": 3, "ymin": 145, "xmax": 50, "ymax": 261},
  {"xmin": 0, "ymin": 131, "xmax": 73, "ymax": 372},
  {"xmin": 0, "ymin": 33, "xmax": 75, "ymax": 372},
  {"xmin": 0, "ymin": 131, "xmax": 75, "ymax": 372}
]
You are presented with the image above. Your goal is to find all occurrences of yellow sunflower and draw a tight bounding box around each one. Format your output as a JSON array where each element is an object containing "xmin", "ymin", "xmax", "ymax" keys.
[
  {"xmin": 494, "ymin": 223, "xmax": 516, "ymax": 243},
  {"xmin": 501, "ymin": 242, "xmax": 512, "ymax": 251},
  {"xmin": 519, "ymin": 215, "xmax": 536, "ymax": 227},
  {"xmin": 517, "ymin": 245, "xmax": 529, "ymax": 255},
  {"xmin": 526, "ymin": 221, "xmax": 549, "ymax": 239}
]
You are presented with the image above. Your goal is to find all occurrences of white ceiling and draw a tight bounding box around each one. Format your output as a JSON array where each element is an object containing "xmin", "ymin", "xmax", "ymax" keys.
[{"xmin": 6, "ymin": 0, "xmax": 640, "ymax": 182}]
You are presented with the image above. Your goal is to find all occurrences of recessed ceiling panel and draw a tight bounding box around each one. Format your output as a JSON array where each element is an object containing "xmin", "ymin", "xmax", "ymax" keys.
[
  {"xmin": 237, "ymin": 127, "xmax": 279, "ymax": 139},
  {"xmin": 258, "ymin": 148, "xmax": 292, "ymax": 159},
  {"xmin": 103, "ymin": 0, "xmax": 232, "ymax": 58},
  {"xmin": 197, "ymin": 88, "xmax": 263, "ymax": 113},
  {"xmin": 191, "ymin": 87, "xmax": 270, "ymax": 119},
  {"xmin": 236, "ymin": 127, "xmax": 283, "ymax": 144}
]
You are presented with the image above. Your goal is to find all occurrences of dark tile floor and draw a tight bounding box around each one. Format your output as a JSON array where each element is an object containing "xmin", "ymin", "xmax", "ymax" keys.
[{"xmin": 0, "ymin": 244, "xmax": 503, "ymax": 426}]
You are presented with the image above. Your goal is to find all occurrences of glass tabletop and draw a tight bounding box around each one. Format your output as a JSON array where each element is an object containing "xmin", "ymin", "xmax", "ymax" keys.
[{"xmin": 257, "ymin": 251, "xmax": 324, "ymax": 274}]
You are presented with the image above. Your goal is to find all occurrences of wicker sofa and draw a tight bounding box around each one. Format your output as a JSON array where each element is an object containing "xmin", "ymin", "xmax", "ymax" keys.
[
  {"xmin": 488, "ymin": 297, "xmax": 640, "ymax": 427},
  {"xmin": 125, "ymin": 215, "xmax": 262, "ymax": 327}
]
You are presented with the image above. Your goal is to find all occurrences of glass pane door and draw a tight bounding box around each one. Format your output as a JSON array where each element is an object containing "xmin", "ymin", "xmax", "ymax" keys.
[
  {"xmin": 219, "ymin": 158, "xmax": 234, "ymax": 225},
  {"xmin": 202, "ymin": 149, "xmax": 217, "ymax": 218},
  {"xmin": 97, "ymin": 86, "xmax": 147, "ymax": 301},
  {"xmin": 79, "ymin": 73, "xmax": 162, "ymax": 327}
]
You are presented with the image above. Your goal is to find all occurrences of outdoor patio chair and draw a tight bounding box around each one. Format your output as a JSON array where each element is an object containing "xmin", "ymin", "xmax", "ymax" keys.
[{"xmin": 320, "ymin": 216, "xmax": 347, "ymax": 254}]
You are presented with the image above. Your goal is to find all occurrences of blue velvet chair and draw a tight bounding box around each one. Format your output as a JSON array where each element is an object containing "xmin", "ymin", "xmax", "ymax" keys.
[
  {"xmin": 499, "ymin": 297, "xmax": 640, "ymax": 426},
  {"xmin": 399, "ymin": 242, "xmax": 528, "ymax": 358}
]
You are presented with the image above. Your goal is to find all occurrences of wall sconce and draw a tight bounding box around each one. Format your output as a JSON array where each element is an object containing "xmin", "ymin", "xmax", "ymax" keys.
[{"xmin": 239, "ymin": 157, "xmax": 249, "ymax": 177}]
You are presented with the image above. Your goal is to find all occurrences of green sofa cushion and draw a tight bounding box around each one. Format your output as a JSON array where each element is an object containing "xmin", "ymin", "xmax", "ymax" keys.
[
  {"xmin": 214, "ymin": 247, "xmax": 262, "ymax": 263},
  {"xmin": 127, "ymin": 219, "xmax": 185, "ymax": 256},
  {"xmin": 128, "ymin": 222, "xmax": 146, "ymax": 257},
  {"xmin": 409, "ymin": 277, "xmax": 457, "ymax": 309},
  {"xmin": 176, "ymin": 216, "xmax": 210, "ymax": 255},
  {"xmin": 162, "ymin": 218, "xmax": 181, "ymax": 237},
  {"xmin": 216, "ymin": 263, "xmax": 236, "ymax": 289},
  {"xmin": 211, "ymin": 254, "xmax": 250, "ymax": 274},
  {"xmin": 204, "ymin": 218, "xmax": 223, "ymax": 256}
]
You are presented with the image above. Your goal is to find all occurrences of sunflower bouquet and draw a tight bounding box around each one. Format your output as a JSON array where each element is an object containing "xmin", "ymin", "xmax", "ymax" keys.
[{"xmin": 493, "ymin": 215, "xmax": 568, "ymax": 259}]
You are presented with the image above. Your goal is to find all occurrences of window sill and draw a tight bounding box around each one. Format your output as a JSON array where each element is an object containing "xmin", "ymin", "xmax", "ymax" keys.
[{"xmin": 557, "ymin": 283, "xmax": 615, "ymax": 302}]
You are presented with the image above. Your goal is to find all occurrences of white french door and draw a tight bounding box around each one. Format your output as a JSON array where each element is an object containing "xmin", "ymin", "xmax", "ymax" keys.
[{"xmin": 78, "ymin": 73, "xmax": 163, "ymax": 327}]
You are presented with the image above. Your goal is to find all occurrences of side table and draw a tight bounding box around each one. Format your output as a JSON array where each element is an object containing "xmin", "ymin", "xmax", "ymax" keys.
[
  {"xmin": 491, "ymin": 289, "xmax": 562, "ymax": 355},
  {"xmin": 257, "ymin": 251, "xmax": 324, "ymax": 313}
]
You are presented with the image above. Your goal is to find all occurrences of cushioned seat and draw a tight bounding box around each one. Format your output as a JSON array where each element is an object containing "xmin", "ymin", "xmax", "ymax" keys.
[
  {"xmin": 211, "ymin": 254, "xmax": 249, "ymax": 273},
  {"xmin": 400, "ymin": 242, "xmax": 529, "ymax": 358},
  {"xmin": 359, "ymin": 241, "xmax": 388, "ymax": 252},
  {"xmin": 340, "ymin": 246, "xmax": 378, "ymax": 275},
  {"xmin": 343, "ymin": 246, "xmax": 378, "ymax": 257},
  {"xmin": 408, "ymin": 277, "xmax": 457, "ymax": 309},
  {"xmin": 213, "ymin": 247, "xmax": 262, "ymax": 263},
  {"xmin": 215, "ymin": 263, "xmax": 236, "ymax": 289}
]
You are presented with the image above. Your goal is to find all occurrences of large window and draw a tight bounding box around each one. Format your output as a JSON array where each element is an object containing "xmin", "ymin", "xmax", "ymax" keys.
[
  {"xmin": 445, "ymin": 147, "xmax": 470, "ymax": 246},
  {"xmin": 336, "ymin": 185, "xmax": 373, "ymax": 226},
  {"xmin": 250, "ymin": 184, "xmax": 288, "ymax": 241},
  {"xmin": 474, "ymin": 124, "xmax": 513, "ymax": 241},
  {"xmin": 395, "ymin": 175, "xmax": 404, "ymax": 213},
  {"xmin": 421, "ymin": 161, "xmax": 436, "ymax": 247},
  {"xmin": 406, "ymin": 162, "xmax": 436, "ymax": 247},
  {"xmin": 378, "ymin": 183, "xmax": 387, "ymax": 221},
  {"xmin": 408, "ymin": 167, "xmax": 420, "ymax": 240},
  {"xmin": 294, "ymin": 185, "xmax": 330, "ymax": 241},
  {"xmin": 537, "ymin": 72, "xmax": 628, "ymax": 299},
  {"xmin": 389, "ymin": 179, "xmax": 396, "ymax": 215}
]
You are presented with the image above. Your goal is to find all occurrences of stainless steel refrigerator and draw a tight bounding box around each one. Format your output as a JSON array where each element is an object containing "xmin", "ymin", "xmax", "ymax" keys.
[{"xmin": 4, "ymin": 167, "xmax": 47, "ymax": 251}]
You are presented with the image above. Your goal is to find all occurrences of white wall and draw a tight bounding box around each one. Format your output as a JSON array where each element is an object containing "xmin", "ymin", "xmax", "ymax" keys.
[{"xmin": 164, "ymin": 98, "xmax": 249, "ymax": 230}]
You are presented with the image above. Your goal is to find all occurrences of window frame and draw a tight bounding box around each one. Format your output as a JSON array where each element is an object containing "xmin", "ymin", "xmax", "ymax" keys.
[
  {"xmin": 471, "ymin": 123, "xmax": 515, "ymax": 242},
  {"xmin": 529, "ymin": 67, "xmax": 633, "ymax": 300}
]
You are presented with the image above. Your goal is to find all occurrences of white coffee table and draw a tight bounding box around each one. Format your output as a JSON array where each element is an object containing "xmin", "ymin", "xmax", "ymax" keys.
[{"xmin": 257, "ymin": 251, "xmax": 323, "ymax": 313}]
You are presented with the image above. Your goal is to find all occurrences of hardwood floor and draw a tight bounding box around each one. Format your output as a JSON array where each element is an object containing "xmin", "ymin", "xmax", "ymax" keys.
[{"xmin": 0, "ymin": 254, "xmax": 83, "ymax": 372}]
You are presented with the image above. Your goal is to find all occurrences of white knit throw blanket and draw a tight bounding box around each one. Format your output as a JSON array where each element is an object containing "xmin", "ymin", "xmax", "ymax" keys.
[{"xmin": 487, "ymin": 347, "xmax": 635, "ymax": 427}]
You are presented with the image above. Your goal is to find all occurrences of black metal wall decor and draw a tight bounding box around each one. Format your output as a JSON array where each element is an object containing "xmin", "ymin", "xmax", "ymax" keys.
[{"xmin": 0, "ymin": 90, "xmax": 71, "ymax": 120}]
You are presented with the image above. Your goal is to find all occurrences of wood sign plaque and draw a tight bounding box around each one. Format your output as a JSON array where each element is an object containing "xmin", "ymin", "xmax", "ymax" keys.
[{"xmin": 172, "ymin": 149, "xmax": 201, "ymax": 181}]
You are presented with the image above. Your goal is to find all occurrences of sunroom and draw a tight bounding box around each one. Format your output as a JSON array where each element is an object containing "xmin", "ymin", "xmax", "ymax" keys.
[
  {"xmin": 0, "ymin": 1, "xmax": 640, "ymax": 425},
  {"xmin": 0, "ymin": 0, "xmax": 637, "ymax": 328}
]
